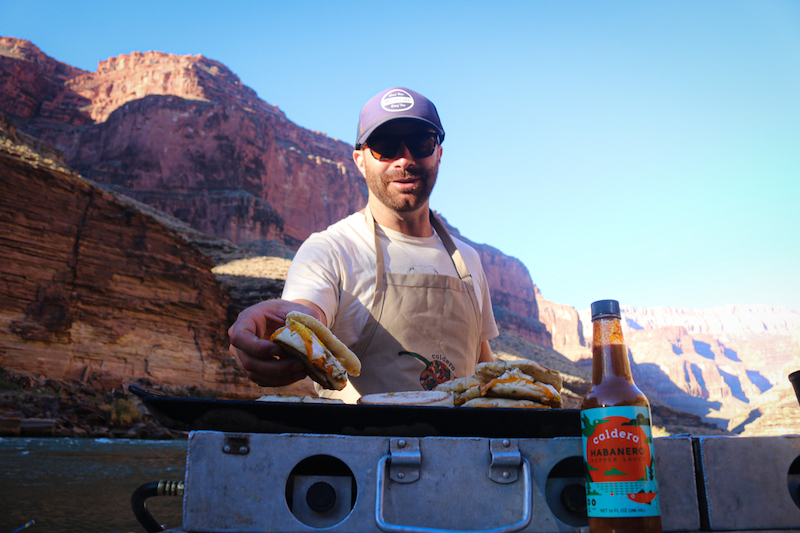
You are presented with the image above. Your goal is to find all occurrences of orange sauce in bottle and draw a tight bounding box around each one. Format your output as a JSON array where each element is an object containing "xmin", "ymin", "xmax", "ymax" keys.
[{"xmin": 580, "ymin": 300, "xmax": 662, "ymax": 533}]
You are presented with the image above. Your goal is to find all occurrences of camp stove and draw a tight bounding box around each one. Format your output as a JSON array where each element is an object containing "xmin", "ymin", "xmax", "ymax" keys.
[{"xmin": 131, "ymin": 386, "xmax": 800, "ymax": 533}]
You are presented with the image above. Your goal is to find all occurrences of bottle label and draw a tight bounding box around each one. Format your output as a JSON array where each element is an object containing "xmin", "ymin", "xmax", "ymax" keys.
[{"xmin": 581, "ymin": 406, "xmax": 661, "ymax": 518}]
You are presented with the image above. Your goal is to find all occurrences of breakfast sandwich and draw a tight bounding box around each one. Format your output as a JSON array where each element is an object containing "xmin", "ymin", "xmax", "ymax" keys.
[
  {"xmin": 434, "ymin": 376, "xmax": 481, "ymax": 406},
  {"xmin": 461, "ymin": 397, "xmax": 551, "ymax": 409},
  {"xmin": 476, "ymin": 367, "xmax": 562, "ymax": 407},
  {"xmin": 475, "ymin": 360, "xmax": 562, "ymax": 391},
  {"xmin": 269, "ymin": 311, "xmax": 361, "ymax": 390},
  {"xmin": 436, "ymin": 359, "xmax": 563, "ymax": 409}
]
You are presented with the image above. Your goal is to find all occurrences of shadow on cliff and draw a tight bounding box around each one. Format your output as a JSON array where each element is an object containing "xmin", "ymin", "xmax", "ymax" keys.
[
  {"xmin": 747, "ymin": 369, "xmax": 773, "ymax": 394},
  {"xmin": 728, "ymin": 407, "xmax": 764, "ymax": 434},
  {"xmin": 633, "ymin": 361, "xmax": 725, "ymax": 428},
  {"xmin": 718, "ymin": 367, "xmax": 749, "ymax": 403}
]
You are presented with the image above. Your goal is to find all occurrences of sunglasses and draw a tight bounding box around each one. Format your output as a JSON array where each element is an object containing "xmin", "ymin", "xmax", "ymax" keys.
[{"xmin": 364, "ymin": 132, "xmax": 439, "ymax": 161}]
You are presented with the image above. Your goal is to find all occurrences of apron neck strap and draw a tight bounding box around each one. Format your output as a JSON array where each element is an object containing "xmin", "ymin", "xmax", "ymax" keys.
[
  {"xmin": 364, "ymin": 205, "xmax": 472, "ymax": 282},
  {"xmin": 429, "ymin": 212, "xmax": 472, "ymax": 281}
]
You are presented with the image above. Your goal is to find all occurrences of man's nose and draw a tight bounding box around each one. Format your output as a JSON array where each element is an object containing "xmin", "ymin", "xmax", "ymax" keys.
[{"xmin": 391, "ymin": 142, "xmax": 416, "ymax": 165}]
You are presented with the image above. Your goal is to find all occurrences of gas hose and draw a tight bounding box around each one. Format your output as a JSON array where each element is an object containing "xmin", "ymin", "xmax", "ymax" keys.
[{"xmin": 131, "ymin": 480, "xmax": 184, "ymax": 533}]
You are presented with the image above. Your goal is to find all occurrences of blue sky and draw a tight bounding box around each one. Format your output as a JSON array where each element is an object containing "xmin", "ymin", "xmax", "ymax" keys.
[{"xmin": 2, "ymin": 0, "xmax": 799, "ymax": 311}]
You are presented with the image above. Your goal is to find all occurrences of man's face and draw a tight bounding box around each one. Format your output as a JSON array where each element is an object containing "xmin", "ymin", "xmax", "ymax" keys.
[{"xmin": 356, "ymin": 122, "xmax": 441, "ymax": 213}]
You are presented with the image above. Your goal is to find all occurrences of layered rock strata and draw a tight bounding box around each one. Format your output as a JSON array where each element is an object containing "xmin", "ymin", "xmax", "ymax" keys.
[
  {"xmin": 0, "ymin": 36, "xmax": 550, "ymax": 345},
  {"xmin": 0, "ymin": 140, "xmax": 257, "ymax": 396}
]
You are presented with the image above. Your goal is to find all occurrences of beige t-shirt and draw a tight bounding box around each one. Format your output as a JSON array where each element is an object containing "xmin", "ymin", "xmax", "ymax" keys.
[{"xmin": 282, "ymin": 211, "xmax": 499, "ymax": 350}]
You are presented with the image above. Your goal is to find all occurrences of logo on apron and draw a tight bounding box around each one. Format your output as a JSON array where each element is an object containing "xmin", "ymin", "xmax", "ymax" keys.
[{"xmin": 398, "ymin": 351, "xmax": 454, "ymax": 389}]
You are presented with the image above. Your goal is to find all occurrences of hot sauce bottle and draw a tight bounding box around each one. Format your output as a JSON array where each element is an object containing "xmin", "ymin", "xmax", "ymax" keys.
[{"xmin": 580, "ymin": 300, "xmax": 662, "ymax": 533}]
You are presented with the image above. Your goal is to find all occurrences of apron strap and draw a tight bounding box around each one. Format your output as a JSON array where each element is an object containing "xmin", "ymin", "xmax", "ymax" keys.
[
  {"xmin": 430, "ymin": 211, "xmax": 472, "ymax": 283},
  {"xmin": 364, "ymin": 205, "xmax": 473, "ymax": 282},
  {"xmin": 364, "ymin": 206, "xmax": 386, "ymax": 293}
]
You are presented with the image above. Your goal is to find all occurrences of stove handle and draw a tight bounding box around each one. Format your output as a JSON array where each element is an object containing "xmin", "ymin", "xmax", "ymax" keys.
[{"xmin": 374, "ymin": 455, "xmax": 532, "ymax": 533}]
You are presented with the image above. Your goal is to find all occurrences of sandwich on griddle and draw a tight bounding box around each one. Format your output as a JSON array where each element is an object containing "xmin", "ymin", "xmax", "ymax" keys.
[
  {"xmin": 475, "ymin": 360, "xmax": 562, "ymax": 390},
  {"xmin": 465, "ymin": 367, "xmax": 561, "ymax": 407},
  {"xmin": 434, "ymin": 376, "xmax": 481, "ymax": 406},
  {"xmin": 269, "ymin": 311, "xmax": 361, "ymax": 390},
  {"xmin": 461, "ymin": 397, "xmax": 551, "ymax": 408},
  {"xmin": 436, "ymin": 359, "xmax": 563, "ymax": 408}
]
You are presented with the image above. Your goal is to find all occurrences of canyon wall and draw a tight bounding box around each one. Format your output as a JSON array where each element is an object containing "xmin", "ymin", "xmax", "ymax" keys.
[
  {"xmin": 539, "ymin": 297, "xmax": 800, "ymax": 432},
  {"xmin": 535, "ymin": 289, "xmax": 589, "ymax": 361},
  {"xmin": 0, "ymin": 135, "xmax": 259, "ymax": 397},
  {"xmin": 0, "ymin": 36, "xmax": 550, "ymax": 346}
]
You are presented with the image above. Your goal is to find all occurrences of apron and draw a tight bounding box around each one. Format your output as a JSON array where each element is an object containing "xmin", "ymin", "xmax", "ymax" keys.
[{"xmin": 323, "ymin": 206, "xmax": 483, "ymax": 402}]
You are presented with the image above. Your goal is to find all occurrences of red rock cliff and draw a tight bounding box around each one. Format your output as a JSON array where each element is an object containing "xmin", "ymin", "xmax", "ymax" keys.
[
  {"xmin": 2, "ymin": 38, "xmax": 367, "ymax": 249},
  {"xmin": 0, "ymin": 36, "xmax": 550, "ymax": 348},
  {"xmin": 442, "ymin": 220, "xmax": 552, "ymax": 346},
  {"xmin": 0, "ymin": 136, "xmax": 260, "ymax": 397},
  {"xmin": 0, "ymin": 36, "xmax": 90, "ymax": 123}
]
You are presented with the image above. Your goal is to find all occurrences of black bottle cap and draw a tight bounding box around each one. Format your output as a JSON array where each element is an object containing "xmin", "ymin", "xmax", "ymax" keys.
[{"xmin": 591, "ymin": 299, "xmax": 621, "ymax": 320}]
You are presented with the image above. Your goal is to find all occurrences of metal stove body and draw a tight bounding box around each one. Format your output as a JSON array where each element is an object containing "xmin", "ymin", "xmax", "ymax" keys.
[
  {"xmin": 165, "ymin": 432, "xmax": 800, "ymax": 533},
  {"xmin": 132, "ymin": 388, "xmax": 800, "ymax": 533}
]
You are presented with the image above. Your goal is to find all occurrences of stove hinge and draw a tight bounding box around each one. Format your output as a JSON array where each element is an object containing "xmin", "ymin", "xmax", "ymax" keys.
[
  {"xmin": 222, "ymin": 434, "xmax": 250, "ymax": 455},
  {"xmin": 489, "ymin": 438, "xmax": 521, "ymax": 484},
  {"xmin": 389, "ymin": 438, "xmax": 420, "ymax": 484}
]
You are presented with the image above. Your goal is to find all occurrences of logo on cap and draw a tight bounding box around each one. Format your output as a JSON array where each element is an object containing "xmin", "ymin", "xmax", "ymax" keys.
[{"xmin": 381, "ymin": 89, "xmax": 414, "ymax": 113}]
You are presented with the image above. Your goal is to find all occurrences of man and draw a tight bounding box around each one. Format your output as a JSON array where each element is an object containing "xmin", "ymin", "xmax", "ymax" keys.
[{"xmin": 229, "ymin": 87, "xmax": 498, "ymax": 401}]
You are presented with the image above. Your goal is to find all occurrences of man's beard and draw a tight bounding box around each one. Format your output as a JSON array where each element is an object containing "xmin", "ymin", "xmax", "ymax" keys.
[{"xmin": 364, "ymin": 160, "xmax": 439, "ymax": 213}]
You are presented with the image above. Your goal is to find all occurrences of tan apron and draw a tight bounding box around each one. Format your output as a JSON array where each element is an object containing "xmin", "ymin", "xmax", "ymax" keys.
[{"xmin": 324, "ymin": 207, "xmax": 483, "ymax": 402}]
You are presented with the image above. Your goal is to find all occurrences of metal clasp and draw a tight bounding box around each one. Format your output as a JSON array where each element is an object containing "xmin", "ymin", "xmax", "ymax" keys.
[
  {"xmin": 490, "ymin": 439, "xmax": 521, "ymax": 484},
  {"xmin": 389, "ymin": 438, "xmax": 420, "ymax": 483}
]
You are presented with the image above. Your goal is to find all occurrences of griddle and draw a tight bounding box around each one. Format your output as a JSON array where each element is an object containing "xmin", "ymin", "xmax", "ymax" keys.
[{"xmin": 131, "ymin": 384, "xmax": 580, "ymax": 438}]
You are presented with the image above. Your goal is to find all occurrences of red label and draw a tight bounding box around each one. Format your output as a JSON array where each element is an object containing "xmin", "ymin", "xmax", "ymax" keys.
[{"xmin": 585, "ymin": 415, "xmax": 653, "ymax": 483}]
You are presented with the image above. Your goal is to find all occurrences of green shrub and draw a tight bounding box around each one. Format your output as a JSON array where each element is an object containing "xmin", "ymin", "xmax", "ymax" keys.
[
  {"xmin": 108, "ymin": 398, "xmax": 142, "ymax": 427},
  {"xmin": 0, "ymin": 366, "xmax": 20, "ymax": 391}
]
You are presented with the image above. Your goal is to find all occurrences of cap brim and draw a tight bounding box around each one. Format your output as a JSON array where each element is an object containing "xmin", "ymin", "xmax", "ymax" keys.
[{"xmin": 356, "ymin": 117, "xmax": 445, "ymax": 148}]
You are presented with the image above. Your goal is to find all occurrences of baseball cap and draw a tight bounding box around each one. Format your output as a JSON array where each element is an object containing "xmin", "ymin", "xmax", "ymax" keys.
[{"xmin": 355, "ymin": 87, "xmax": 445, "ymax": 148}]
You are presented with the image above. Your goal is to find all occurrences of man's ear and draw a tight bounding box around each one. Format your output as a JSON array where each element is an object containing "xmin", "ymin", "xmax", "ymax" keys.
[{"xmin": 353, "ymin": 150, "xmax": 367, "ymax": 177}]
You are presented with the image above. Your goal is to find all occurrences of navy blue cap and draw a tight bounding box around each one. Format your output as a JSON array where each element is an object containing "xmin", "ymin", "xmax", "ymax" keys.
[
  {"xmin": 591, "ymin": 300, "xmax": 621, "ymax": 320},
  {"xmin": 355, "ymin": 87, "xmax": 444, "ymax": 148}
]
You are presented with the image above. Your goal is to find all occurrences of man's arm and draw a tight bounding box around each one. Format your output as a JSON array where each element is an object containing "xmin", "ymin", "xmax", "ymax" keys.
[
  {"xmin": 293, "ymin": 299, "xmax": 327, "ymax": 326},
  {"xmin": 479, "ymin": 339, "xmax": 494, "ymax": 363},
  {"xmin": 228, "ymin": 299, "xmax": 323, "ymax": 387}
]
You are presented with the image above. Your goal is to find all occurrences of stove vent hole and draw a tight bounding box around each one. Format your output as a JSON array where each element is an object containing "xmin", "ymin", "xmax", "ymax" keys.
[
  {"xmin": 788, "ymin": 455, "xmax": 800, "ymax": 510},
  {"xmin": 286, "ymin": 455, "xmax": 356, "ymax": 528},
  {"xmin": 545, "ymin": 456, "xmax": 588, "ymax": 528}
]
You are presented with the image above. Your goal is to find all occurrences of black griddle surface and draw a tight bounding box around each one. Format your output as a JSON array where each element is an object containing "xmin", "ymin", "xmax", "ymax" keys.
[{"xmin": 131, "ymin": 385, "xmax": 580, "ymax": 438}]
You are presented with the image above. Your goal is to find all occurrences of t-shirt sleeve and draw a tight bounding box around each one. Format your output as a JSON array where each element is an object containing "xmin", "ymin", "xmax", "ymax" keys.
[
  {"xmin": 281, "ymin": 233, "xmax": 341, "ymax": 326},
  {"xmin": 476, "ymin": 264, "xmax": 500, "ymax": 343}
]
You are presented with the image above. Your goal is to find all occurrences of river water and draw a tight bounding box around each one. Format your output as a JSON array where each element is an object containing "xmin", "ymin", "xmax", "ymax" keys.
[{"xmin": 0, "ymin": 437, "xmax": 188, "ymax": 533}]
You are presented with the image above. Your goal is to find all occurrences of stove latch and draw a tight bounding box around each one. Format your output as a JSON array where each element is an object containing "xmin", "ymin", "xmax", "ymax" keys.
[
  {"xmin": 222, "ymin": 434, "xmax": 250, "ymax": 455},
  {"xmin": 490, "ymin": 439, "xmax": 521, "ymax": 484},
  {"xmin": 389, "ymin": 438, "xmax": 420, "ymax": 483}
]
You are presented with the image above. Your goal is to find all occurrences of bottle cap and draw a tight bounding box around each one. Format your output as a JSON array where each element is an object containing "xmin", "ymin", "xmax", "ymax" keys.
[{"xmin": 591, "ymin": 299, "xmax": 621, "ymax": 320}]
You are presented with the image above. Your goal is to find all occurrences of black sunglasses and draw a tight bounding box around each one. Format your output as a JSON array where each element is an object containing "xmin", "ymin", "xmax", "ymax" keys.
[{"xmin": 364, "ymin": 132, "xmax": 439, "ymax": 161}]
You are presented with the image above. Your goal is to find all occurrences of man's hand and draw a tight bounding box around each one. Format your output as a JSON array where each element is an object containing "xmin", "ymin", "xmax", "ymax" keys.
[{"xmin": 228, "ymin": 299, "xmax": 323, "ymax": 387}]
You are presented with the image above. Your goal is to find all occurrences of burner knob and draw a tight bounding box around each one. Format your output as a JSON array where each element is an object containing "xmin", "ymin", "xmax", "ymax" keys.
[
  {"xmin": 560, "ymin": 483, "xmax": 587, "ymax": 514},
  {"xmin": 306, "ymin": 481, "xmax": 337, "ymax": 513}
]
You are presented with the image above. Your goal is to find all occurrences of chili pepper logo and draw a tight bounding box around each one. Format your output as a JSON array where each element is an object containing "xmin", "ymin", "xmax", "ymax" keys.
[
  {"xmin": 398, "ymin": 351, "xmax": 452, "ymax": 390},
  {"xmin": 627, "ymin": 492, "xmax": 658, "ymax": 504}
]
